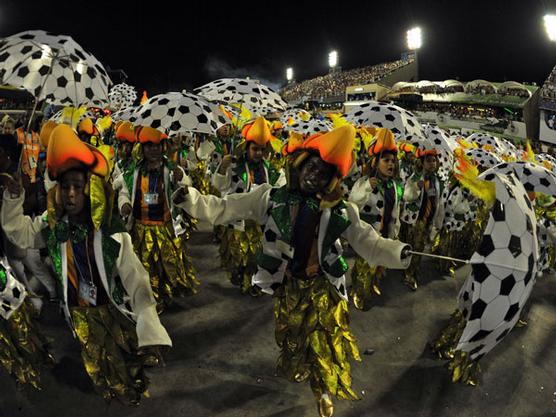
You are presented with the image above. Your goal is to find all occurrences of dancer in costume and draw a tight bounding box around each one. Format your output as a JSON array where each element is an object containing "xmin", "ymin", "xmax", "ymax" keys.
[
  {"xmin": 401, "ymin": 147, "xmax": 445, "ymax": 290},
  {"xmin": 1, "ymin": 125, "xmax": 171, "ymax": 404},
  {"xmin": 173, "ymin": 125, "xmax": 412, "ymax": 417},
  {"xmin": 118, "ymin": 126, "xmax": 198, "ymax": 310},
  {"xmin": 212, "ymin": 116, "xmax": 285, "ymax": 294},
  {"xmin": 348, "ymin": 128, "xmax": 403, "ymax": 309}
]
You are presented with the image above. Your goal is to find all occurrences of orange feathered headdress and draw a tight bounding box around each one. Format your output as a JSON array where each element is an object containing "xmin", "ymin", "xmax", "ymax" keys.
[
  {"xmin": 78, "ymin": 118, "xmax": 99, "ymax": 136},
  {"xmin": 39, "ymin": 120, "xmax": 58, "ymax": 149},
  {"xmin": 46, "ymin": 124, "xmax": 109, "ymax": 181},
  {"xmin": 136, "ymin": 125, "xmax": 168, "ymax": 144},
  {"xmin": 398, "ymin": 142, "xmax": 415, "ymax": 154},
  {"xmin": 367, "ymin": 128, "xmax": 397, "ymax": 156},
  {"xmin": 115, "ymin": 121, "xmax": 137, "ymax": 143},
  {"xmin": 416, "ymin": 148, "xmax": 439, "ymax": 158},
  {"xmin": 291, "ymin": 125, "xmax": 355, "ymax": 178},
  {"xmin": 282, "ymin": 131, "xmax": 305, "ymax": 156},
  {"xmin": 241, "ymin": 116, "xmax": 276, "ymax": 146}
]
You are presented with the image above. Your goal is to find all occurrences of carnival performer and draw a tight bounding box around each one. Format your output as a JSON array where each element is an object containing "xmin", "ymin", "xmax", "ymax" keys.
[
  {"xmin": 1, "ymin": 125, "xmax": 171, "ymax": 404},
  {"xmin": 348, "ymin": 128, "xmax": 403, "ymax": 309},
  {"xmin": 173, "ymin": 125, "xmax": 412, "ymax": 417},
  {"xmin": 401, "ymin": 147, "xmax": 445, "ymax": 290},
  {"xmin": 118, "ymin": 125, "xmax": 198, "ymax": 310},
  {"xmin": 212, "ymin": 116, "xmax": 285, "ymax": 294}
]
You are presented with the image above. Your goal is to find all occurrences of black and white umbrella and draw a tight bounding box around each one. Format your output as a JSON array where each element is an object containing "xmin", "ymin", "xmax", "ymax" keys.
[
  {"xmin": 343, "ymin": 101, "xmax": 425, "ymax": 142},
  {"xmin": 194, "ymin": 78, "xmax": 287, "ymax": 111},
  {"xmin": 0, "ymin": 30, "xmax": 112, "ymax": 107},
  {"xmin": 283, "ymin": 118, "xmax": 332, "ymax": 136},
  {"xmin": 455, "ymin": 173, "xmax": 538, "ymax": 360},
  {"xmin": 465, "ymin": 148, "xmax": 503, "ymax": 169},
  {"xmin": 480, "ymin": 161, "xmax": 556, "ymax": 198},
  {"xmin": 108, "ymin": 83, "xmax": 137, "ymax": 111},
  {"xmin": 132, "ymin": 92, "xmax": 229, "ymax": 136}
]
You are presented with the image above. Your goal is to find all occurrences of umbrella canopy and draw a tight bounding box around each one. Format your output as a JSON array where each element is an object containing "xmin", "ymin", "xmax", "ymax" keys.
[
  {"xmin": 480, "ymin": 161, "xmax": 556, "ymax": 198},
  {"xmin": 194, "ymin": 78, "xmax": 287, "ymax": 111},
  {"xmin": 0, "ymin": 30, "xmax": 111, "ymax": 107},
  {"xmin": 111, "ymin": 106, "xmax": 137, "ymax": 123},
  {"xmin": 536, "ymin": 153, "xmax": 556, "ymax": 174},
  {"xmin": 465, "ymin": 148, "xmax": 503, "ymax": 169},
  {"xmin": 284, "ymin": 118, "xmax": 332, "ymax": 136},
  {"xmin": 108, "ymin": 83, "xmax": 136, "ymax": 111},
  {"xmin": 131, "ymin": 92, "xmax": 229, "ymax": 136},
  {"xmin": 466, "ymin": 133, "xmax": 505, "ymax": 156},
  {"xmin": 343, "ymin": 101, "xmax": 425, "ymax": 142},
  {"xmin": 456, "ymin": 173, "xmax": 538, "ymax": 360},
  {"xmin": 280, "ymin": 108, "xmax": 312, "ymax": 127},
  {"xmin": 422, "ymin": 124, "xmax": 455, "ymax": 181}
]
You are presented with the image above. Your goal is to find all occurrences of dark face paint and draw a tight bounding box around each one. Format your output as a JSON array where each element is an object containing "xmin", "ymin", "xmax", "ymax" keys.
[
  {"xmin": 299, "ymin": 155, "xmax": 335, "ymax": 195},
  {"xmin": 60, "ymin": 170, "xmax": 87, "ymax": 217}
]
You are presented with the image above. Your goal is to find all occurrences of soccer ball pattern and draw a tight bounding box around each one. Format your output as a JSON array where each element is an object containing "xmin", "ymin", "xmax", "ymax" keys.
[
  {"xmin": 0, "ymin": 259, "xmax": 27, "ymax": 320},
  {"xmin": 0, "ymin": 30, "xmax": 111, "ymax": 107},
  {"xmin": 111, "ymin": 106, "xmax": 137, "ymax": 123},
  {"xmin": 443, "ymin": 186, "xmax": 478, "ymax": 232},
  {"xmin": 536, "ymin": 218, "xmax": 553, "ymax": 274},
  {"xmin": 108, "ymin": 83, "xmax": 137, "ymax": 111},
  {"xmin": 456, "ymin": 173, "xmax": 538, "ymax": 361},
  {"xmin": 480, "ymin": 161, "xmax": 556, "ymax": 198},
  {"xmin": 343, "ymin": 101, "xmax": 426, "ymax": 142},
  {"xmin": 465, "ymin": 148, "xmax": 502, "ymax": 169},
  {"xmin": 466, "ymin": 132, "xmax": 505, "ymax": 156},
  {"xmin": 286, "ymin": 118, "xmax": 332, "ymax": 136},
  {"xmin": 49, "ymin": 107, "xmax": 95, "ymax": 125},
  {"xmin": 132, "ymin": 92, "xmax": 229, "ymax": 136},
  {"xmin": 280, "ymin": 109, "xmax": 312, "ymax": 127},
  {"xmin": 195, "ymin": 78, "xmax": 287, "ymax": 111},
  {"xmin": 536, "ymin": 153, "xmax": 556, "ymax": 174}
]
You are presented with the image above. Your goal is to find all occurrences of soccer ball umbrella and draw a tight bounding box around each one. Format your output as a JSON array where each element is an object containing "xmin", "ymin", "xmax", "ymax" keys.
[
  {"xmin": 194, "ymin": 78, "xmax": 287, "ymax": 111},
  {"xmin": 343, "ymin": 101, "xmax": 426, "ymax": 142},
  {"xmin": 480, "ymin": 161, "xmax": 556, "ymax": 198},
  {"xmin": 280, "ymin": 108, "xmax": 312, "ymax": 127},
  {"xmin": 283, "ymin": 118, "xmax": 332, "ymax": 136},
  {"xmin": 131, "ymin": 92, "xmax": 229, "ymax": 136},
  {"xmin": 108, "ymin": 83, "xmax": 137, "ymax": 111},
  {"xmin": 422, "ymin": 124, "xmax": 455, "ymax": 181},
  {"xmin": 465, "ymin": 148, "xmax": 503, "ymax": 169},
  {"xmin": 0, "ymin": 30, "xmax": 112, "ymax": 108},
  {"xmin": 466, "ymin": 133, "xmax": 505, "ymax": 156},
  {"xmin": 455, "ymin": 173, "xmax": 538, "ymax": 361}
]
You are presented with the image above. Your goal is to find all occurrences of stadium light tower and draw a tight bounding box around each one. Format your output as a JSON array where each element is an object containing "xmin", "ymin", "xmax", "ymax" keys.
[
  {"xmin": 544, "ymin": 15, "xmax": 556, "ymax": 41},
  {"xmin": 328, "ymin": 50, "xmax": 338, "ymax": 69},
  {"xmin": 286, "ymin": 67, "xmax": 293, "ymax": 82},
  {"xmin": 406, "ymin": 27, "xmax": 422, "ymax": 50}
]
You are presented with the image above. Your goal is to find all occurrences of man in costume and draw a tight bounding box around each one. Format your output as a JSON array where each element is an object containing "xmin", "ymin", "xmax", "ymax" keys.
[
  {"xmin": 401, "ymin": 147, "xmax": 445, "ymax": 290},
  {"xmin": 349, "ymin": 128, "xmax": 403, "ymax": 309},
  {"xmin": 173, "ymin": 125, "xmax": 412, "ymax": 417},
  {"xmin": 118, "ymin": 125, "xmax": 198, "ymax": 310},
  {"xmin": 212, "ymin": 116, "xmax": 285, "ymax": 294},
  {"xmin": 1, "ymin": 125, "xmax": 171, "ymax": 404}
]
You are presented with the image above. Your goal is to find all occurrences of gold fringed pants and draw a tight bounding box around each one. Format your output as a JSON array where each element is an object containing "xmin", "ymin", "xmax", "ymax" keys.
[
  {"xmin": 0, "ymin": 299, "xmax": 52, "ymax": 389},
  {"xmin": 71, "ymin": 304, "xmax": 152, "ymax": 404},
  {"xmin": 132, "ymin": 222, "xmax": 199, "ymax": 305},
  {"xmin": 403, "ymin": 219, "xmax": 428, "ymax": 288},
  {"xmin": 350, "ymin": 256, "xmax": 385, "ymax": 310},
  {"xmin": 274, "ymin": 273, "xmax": 361, "ymax": 401},
  {"xmin": 430, "ymin": 309, "xmax": 480, "ymax": 386},
  {"xmin": 218, "ymin": 220, "xmax": 262, "ymax": 294},
  {"xmin": 190, "ymin": 160, "xmax": 219, "ymax": 196}
]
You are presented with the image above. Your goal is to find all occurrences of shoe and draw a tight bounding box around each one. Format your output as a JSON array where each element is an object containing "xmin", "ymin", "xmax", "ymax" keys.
[
  {"xmin": 403, "ymin": 273, "xmax": 418, "ymax": 291},
  {"xmin": 318, "ymin": 393, "xmax": 334, "ymax": 417}
]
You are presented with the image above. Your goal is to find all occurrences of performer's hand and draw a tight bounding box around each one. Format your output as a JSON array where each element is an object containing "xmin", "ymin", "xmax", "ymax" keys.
[
  {"xmin": 172, "ymin": 167, "xmax": 183, "ymax": 182},
  {"xmin": 121, "ymin": 203, "xmax": 132, "ymax": 218},
  {"xmin": 369, "ymin": 177, "xmax": 378, "ymax": 189},
  {"xmin": 401, "ymin": 246, "xmax": 411, "ymax": 260},
  {"xmin": 173, "ymin": 187, "xmax": 189, "ymax": 205},
  {"xmin": 219, "ymin": 155, "xmax": 233, "ymax": 174}
]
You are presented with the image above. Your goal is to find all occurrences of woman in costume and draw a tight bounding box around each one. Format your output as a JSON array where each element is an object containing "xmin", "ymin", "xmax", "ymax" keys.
[
  {"xmin": 118, "ymin": 125, "xmax": 198, "ymax": 310},
  {"xmin": 1, "ymin": 125, "xmax": 171, "ymax": 404},
  {"xmin": 173, "ymin": 125, "xmax": 412, "ymax": 417},
  {"xmin": 348, "ymin": 128, "xmax": 403, "ymax": 309},
  {"xmin": 211, "ymin": 116, "xmax": 285, "ymax": 294}
]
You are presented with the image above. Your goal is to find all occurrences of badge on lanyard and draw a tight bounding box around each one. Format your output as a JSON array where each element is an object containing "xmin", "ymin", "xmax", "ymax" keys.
[
  {"xmin": 28, "ymin": 155, "xmax": 37, "ymax": 169},
  {"xmin": 144, "ymin": 193, "xmax": 159, "ymax": 205},
  {"xmin": 79, "ymin": 281, "xmax": 98, "ymax": 306}
]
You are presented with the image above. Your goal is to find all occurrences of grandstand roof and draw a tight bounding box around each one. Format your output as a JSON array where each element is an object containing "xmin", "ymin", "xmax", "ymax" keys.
[
  {"xmin": 498, "ymin": 81, "xmax": 531, "ymax": 95},
  {"xmin": 466, "ymin": 79, "xmax": 497, "ymax": 90},
  {"xmin": 442, "ymin": 79, "xmax": 465, "ymax": 88}
]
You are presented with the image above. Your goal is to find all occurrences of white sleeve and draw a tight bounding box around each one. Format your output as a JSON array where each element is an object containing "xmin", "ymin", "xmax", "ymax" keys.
[
  {"xmin": 0, "ymin": 190, "xmax": 46, "ymax": 249},
  {"xmin": 343, "ymin": 202, "xmax": 410, "ymax": 269},
  {"xmin": 348, "ymin": 177, "xmax": 372, "ymax": 210},
  {"xmin": 174, "ymin": 183, "xmax": 272, "ymax": 226}
]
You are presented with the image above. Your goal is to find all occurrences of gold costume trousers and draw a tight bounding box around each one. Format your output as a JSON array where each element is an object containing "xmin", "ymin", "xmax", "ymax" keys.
[
  {"xmin": 132, "ymin": 222, "xmax": 199, "ymax": 305},
  {"xmin": 0, "ymin": 299, "xmax": 51, "ymax": 389},
  {"xmin": 218, "ymin": 221, "xmax": 262, "ymax": 293},
  {"xmin": 70, "ymin": 304, "xmax": 152, "ymax": 404},
  {"xmin": 350, "ymin": 256, "xmax": 385, "ymax": 310},
  {"xmin": 274, "ymin": 273, "xmax": 361, "ymax": 401}
]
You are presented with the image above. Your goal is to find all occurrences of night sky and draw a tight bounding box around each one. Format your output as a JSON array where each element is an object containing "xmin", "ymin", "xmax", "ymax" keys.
[{"xmin": 3, "ymin": 0, "xmax": 556, "ymax": 94}]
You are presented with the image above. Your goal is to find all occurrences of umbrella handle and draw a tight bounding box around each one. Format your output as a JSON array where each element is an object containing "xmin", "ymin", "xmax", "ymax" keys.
[{"xmin": 408, "ymin": 250, "xmax": 469, "ymax": 264}]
